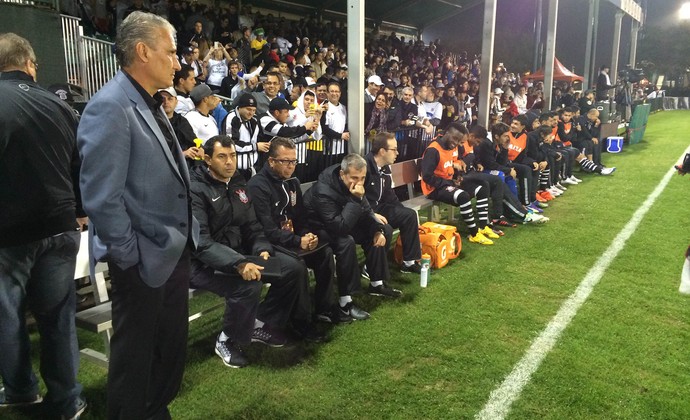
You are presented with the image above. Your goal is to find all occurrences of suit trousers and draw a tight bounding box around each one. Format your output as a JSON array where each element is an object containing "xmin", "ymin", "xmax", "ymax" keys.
[
  {"xmin": 106, "ymin": 247, "xmax": 191, "ymax": 420},
  {"xmin": 377, "ymin": 202, "xmax": 421, "ymax": 262}
]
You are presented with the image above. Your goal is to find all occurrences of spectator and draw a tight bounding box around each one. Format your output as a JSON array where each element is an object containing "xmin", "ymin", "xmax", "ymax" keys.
[
  {"xmin": 364, "ymin": 74, "xmax": 384, "ymax": 104},
  {"xmin": 321, "ymin": 81, "xmax": 349, "ymax": 167},
  {"xmin": 159, "ymin": 86, "xmax": 203, "ymax": 165},
  {"xmin": 184, "ymin": 84, "xmax": 221, "ymax": 142},
  {"xmin": 288, "ymin": 89, "xmax": 324, "ymax": 181},
  {"xmin": 0, "ymin": 32, "xmax": 87, "ymax": 418},
  {"xmin": 236, "ymin": 26, "xmax": 253, "ymax": 70},
  {"xmin": 77, "ymin": 12, "xmax": 199, "ymax": 419},
  {"xmin": 364, "ymin": 92, "xmax": 391, "ymax": 148},
  {"xmin": 184, "ymin": 20, "xmax": 211, "ymax": 59},
  {"xmin": 596, "ymin": 64, "xmax": 616, "ymax": 101},
  {"xmin": 174, "ymin": 63, "xmax": 196, "ymax": 115},
  {"xmin": 204, "ymin": 45, "xmax": 232, "ymax": 91}
]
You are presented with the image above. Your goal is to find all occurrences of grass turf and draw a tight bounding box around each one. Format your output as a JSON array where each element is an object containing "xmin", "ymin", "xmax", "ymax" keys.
[{"xmin": 5, "ymin": 110, "xmax": 690, "ymax": 419}]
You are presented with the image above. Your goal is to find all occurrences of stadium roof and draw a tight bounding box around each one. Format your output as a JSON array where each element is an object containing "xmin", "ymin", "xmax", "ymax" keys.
[{"xmin": 248, "ymin": 0, "xmax": 482, "ymax": 33}]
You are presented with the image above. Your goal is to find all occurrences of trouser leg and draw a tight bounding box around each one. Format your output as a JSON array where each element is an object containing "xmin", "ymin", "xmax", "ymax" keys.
[
  {"xmin": 380, "ymin": 203, "xmax": 421, "ymax": 262},
  {"xmin": 353, "ymin": 224, "xmax": 392, "ymax": 283},
  {"xmin": 303, "ymin": 246, "xmax": 336, "ymax": 314},
  {"xmin": 257, "ymin": 252, "xmax": 304, "ymax": 327},
  {"xmin": 318, "ymin": 232, "xmax": 361, "ymax": 297},
  {"xmin": 464, "ymin": 172, "xmax": 503, "ymax": 220},
  {"xmin": 512, "ymin": 163, "xmax": 535, "ymax": 205}
]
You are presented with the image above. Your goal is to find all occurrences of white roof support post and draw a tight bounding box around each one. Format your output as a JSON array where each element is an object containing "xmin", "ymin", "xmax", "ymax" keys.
[
  {"xmin": 347, "ymin": 0, "xmax": 365, "ymax": 155},
  {"xmin": 477, "ymin": 0, "xmax": 497, "ymax": 128},
  {"xmin": 543, "ymin": 0, "xmax": 559, "ymax": 110}
]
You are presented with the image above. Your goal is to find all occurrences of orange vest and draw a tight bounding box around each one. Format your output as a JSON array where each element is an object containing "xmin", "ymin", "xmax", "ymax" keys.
[
  {"xmin": 507, "ymin": 132, "xmax": 527, "ymax": 162},
  {"xmin": 562, "ymin": 121, "xmax": 572, "ymax": 146},
  {"xmin": 421, "ymin": 141, "xmax": 458, "ymax": 196},
  {"xmin": 551, "ymin": 126, "xmax": 560, "ymax": 142}
]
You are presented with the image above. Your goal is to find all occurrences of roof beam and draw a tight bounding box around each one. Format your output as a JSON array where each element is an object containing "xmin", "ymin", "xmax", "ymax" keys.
[
  {"xmin": 419, "ymin": 0, "xmax": 482, "ymax": 30},
  {"xmin": 380, "ymin": 0, "xmax": 423, "ymax": 21}
]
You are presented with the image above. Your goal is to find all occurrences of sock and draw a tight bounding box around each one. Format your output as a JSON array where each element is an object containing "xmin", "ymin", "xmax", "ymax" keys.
[
  {"xmin": 339, "ymin": 295, "xmax": 352, "ymax": 307},
  {"xmin": 579, "ymin": 158, "xmax": 601, "ymax": 173},
  {"xmin": 539, "ymin": 169, "xmax": 551, "ymax": 189},
  {"xmin": 403, "ymin": 260, "xmax": 416, "ymax": 266},
  {"xmin": 476, "ymin": 196, "xmax": 489, "ymax": 227},
  {"xmin": 254, "ymin": 319, "xmax": 264, "ymax": 329},
  {"xmin": 219, "ymin": 331, "xmax": 229, "ymax": 342},
  {"xmin": 370, "ymin": 280, "xmax": 383, "ymax": 287}
]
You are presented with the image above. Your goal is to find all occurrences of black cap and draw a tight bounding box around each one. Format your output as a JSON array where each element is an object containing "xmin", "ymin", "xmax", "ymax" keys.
[
  {"xmin": 237, "ymin": 93, "xmax": 257, "ymax": 108},
  {"xmin": 269, "ymin": 97, "xmax": 294, "ymax": 111},
  {"xmin": 293, "ymin": 77, "xmax": 308, "ymax": 87}
]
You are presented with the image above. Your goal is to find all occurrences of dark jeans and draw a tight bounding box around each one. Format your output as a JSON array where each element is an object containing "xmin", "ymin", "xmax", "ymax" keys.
[
  {"xmin": 0, "ymin": 230, "xmax": 82, "ymax": 418},
  {"xmin": 377, "ymin": 203, "xmax": 421, "ymax": 262},
  {"xmin": 106, "ymin": 247, "xmax": 191, "ymax": 420}
]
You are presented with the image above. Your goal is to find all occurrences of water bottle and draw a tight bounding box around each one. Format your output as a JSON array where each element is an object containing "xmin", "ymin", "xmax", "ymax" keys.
[{"xmin": 420, "ymin": 253, "xmax": 431, "ymax": 288}]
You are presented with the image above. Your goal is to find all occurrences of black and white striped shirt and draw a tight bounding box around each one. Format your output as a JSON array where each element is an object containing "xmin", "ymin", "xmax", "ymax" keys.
[{"xmin": 222, "ymin": 108, "xmax": 259, "ymax": 171}]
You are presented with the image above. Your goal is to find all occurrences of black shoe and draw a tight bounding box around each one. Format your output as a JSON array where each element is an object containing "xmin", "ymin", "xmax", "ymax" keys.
[
  {"xmin": 0, "ymin": 391, "xmax": 42, "ymax": 408},
  {"xmin": 360, "ymin": 265, "xmax": 370, "ymax": 280},
  {"xmin": 368, "ymin": 283, "xmax": 403, "ymax": 298},
  {"xmin": 400, "ymin": 262, "xmax": 422, "ymax": 274},
  {"xmin": 292, "ymin": 322, "xmax": 328, "ymax": 343},
  {"xmin": 315, "ymin": 306, "xmax": 353, "ymax": 324},
  {"xmin": 215, "ymin": 334, "xmax": 249, "ymax": 368},
  {"xmin": 251, "ymin": 326, "xmax": 287, "ymax": 348},
  {"xmin": 60, "ymin": 397, "xmax": 87, "ymax": 420},
  {"xmin": 339, "ymin": 302, "xmax": 370, "ymax": 320}
]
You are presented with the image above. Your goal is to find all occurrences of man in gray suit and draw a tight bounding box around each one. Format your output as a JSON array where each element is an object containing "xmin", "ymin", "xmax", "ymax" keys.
[{"xmin": 77, "ymin": 12, "xmax": 199, "ymax": 420}]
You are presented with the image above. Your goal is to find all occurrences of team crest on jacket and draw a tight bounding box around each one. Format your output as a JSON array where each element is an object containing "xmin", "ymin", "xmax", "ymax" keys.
[
  {"xmin": 236, "ymin": 189, "xmax": 249, "ymax": 203},
  {"xmin": 290, "ymin": 191, "xmax": 297, "ymax": 207}
]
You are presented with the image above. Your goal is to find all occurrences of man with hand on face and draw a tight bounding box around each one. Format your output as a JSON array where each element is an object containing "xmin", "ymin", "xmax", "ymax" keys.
[
  {"xmin": 190, "ymin": 135, "xmax": 317, "ymax": 368},
  {"xmin": 159, "ymin": 86, "xmax": 204, "ymax": 164},
  {"xmin": 247, "ymin": 138, "xmax": 338, "ymax": 326},
  {"xmin": 304, "ymin": 154, "xmax": 401, "ymax": 323}
]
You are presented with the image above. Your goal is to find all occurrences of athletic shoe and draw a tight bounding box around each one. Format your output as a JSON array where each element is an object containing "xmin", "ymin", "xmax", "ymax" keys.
[
  {"xmin": 539, "ymin": 190, "xmax": 555, "ymax": 200},
  {"xmin": 400, "ymin": 262, "xmax": 422, "ymax": 274},
  {"xmin": 468, "ymin": 231, "xmax": 494, "ymax": 245},
  {"xmin": 555, "ymin": 182, "xmax": 568, "ymax": 191},
  {"xmin": 480, "ymin": 225, "xmax": 500, "ymax": 239},
  {"xmin": 600, "ymin": 167, "xmax": 616, "ymax": 175},
  {"xmin": 562, "ymin": 177, "xmax": 578, "ymax": 185},
  {"xmin": 368, "ymin": 283, "xmax": 403, "ymax": 298},
  {"xmin": 492, "ymin": 228, "xmax": 505, "ymax": 236},
  {"xmin": 547, "ymin": 187, "xmax": 563, "ymax": 197},
  {"xmin": 315, "ymin": 306, "xmax": 353, "ymax": 324},
  {"xmin": 527, "ymin": 203, "xmax": 544, "ymax": 213},
  {"xmin": 524, "ymin": 212, "xmax": 550, "ymax": 224},
  {"xmin": 0, "ymin": 393, "xmax": 43, "ymax": 408},
  {"xmin": 251, "ymin": 326, "xmax": 287, "ymax": 347},
  {"xmin": 61, "ymin": 397, "xmax": 87, "ymax": 420},
  {"xmin": 360, "ymin": 265, "xmax": 370, "ymax": 280},
  {"xmin": 532, "ymin": 200, "xmax": 549, "ymax": 209},
  {"xmin": 215, "ymin": 334, "xmax": 248, "ymax": 368},
  {"xmin": 569, "ymin": 175, "xmax": 583, "ymax": 183},
  {"xmin": 535, "ymin": 194, "xmax": 548, "ymax": 203},
  {"xmin": 339, "ymin": 302, "xmax": 370, "ymax": 320},
  {"xmin": 492, "ymin": 217, "xmax": 517, "ymax": 228}
]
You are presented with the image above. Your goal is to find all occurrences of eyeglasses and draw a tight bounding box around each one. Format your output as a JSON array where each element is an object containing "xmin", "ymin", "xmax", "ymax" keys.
[
  {"xmin": 386, "ymin": 147, "xmax": 398, "ymax": 152},
  {"xmin": 31, "ymin": 60, "xmax": 38, "ymax": 70},
  {"xmin": 272, "ymin": 158, "xmax": 298, "ymax": 166}
]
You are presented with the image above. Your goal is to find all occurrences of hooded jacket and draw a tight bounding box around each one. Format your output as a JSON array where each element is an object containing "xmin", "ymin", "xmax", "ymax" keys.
[
  {"xmin": 303, "ymin": 164, "xmax": 383, "ymax": 237},
  {"xmin": 364, "ymin": 152, "xmax": 399, "ymax": 211},
  {"xmin": 190, "ymin": 165, "xmax": 272, "ymax": 272}
]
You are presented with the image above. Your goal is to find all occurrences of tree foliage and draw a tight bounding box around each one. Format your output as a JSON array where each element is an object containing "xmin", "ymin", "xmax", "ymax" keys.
[{"xmin": 637, "ymin": 24, "xmax": 690, "ymax": 77}]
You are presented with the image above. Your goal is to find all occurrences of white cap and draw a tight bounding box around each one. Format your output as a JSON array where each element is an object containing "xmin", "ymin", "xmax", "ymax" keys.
[
  {"xmin": 367, "ymin": 75, "xmax": 384, "ymax": 86},
  {"xmin": 493, "ymin": 87, "xmax": 504, "ymax": 94},
  {"xmin": 158, "ymin": 87, "xmax": 177, "ymax": 97},
  {"xmin": 305, "ymin": 77, "xmax": 316, "ymax": 86}
]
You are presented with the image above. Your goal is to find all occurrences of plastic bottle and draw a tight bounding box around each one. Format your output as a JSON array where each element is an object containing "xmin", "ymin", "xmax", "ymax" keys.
[{"xmin": 420, "ymin": 253, "xmax": 431, "ymax": 288}]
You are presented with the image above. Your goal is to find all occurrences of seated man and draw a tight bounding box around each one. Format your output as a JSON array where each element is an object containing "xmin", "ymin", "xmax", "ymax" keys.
[
  {"xmin": 222, "ymin": 93, "xmax": 262, "ymax": 180},
  {"xmin": 304, "ymin": 154, "xmax": 401, "ymax": 322},
  {"xmin": 557, "ymin": 107, "xmax": 616, "ymax": 178},
  {"xmin": 184, "ymin": 84, "xmax": 220, "ymax": 143},
  {"xmin": 247, "ymin": 138, "xmax": 339, "ymax": 324},
  {"xmin": 364, "ymin": 132, "xmax": 422, "ymax": 273},
  {"xmin": 189, "ymin": 135, "xmax": 318, "ymax": 368},
  {"xmin": 576, "ymin": 108, "xmax": 603, "ymax": 166},
  {"xmin": 420, "ymin": 123, "xmax": 497, "ymax": 245},
  {"xmin": 159, "ymin": 87, "xmax": 204, "ymax": 166}
]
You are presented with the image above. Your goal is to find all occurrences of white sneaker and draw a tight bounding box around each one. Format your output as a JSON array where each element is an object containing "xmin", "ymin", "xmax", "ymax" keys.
[
  {"xmin": 569, "ymin": 175, "xmax": 583, "ymax": 183},
  {"xmin": 548, "ymin": 188, "xmax": 562, "ymax": 197},
  {"xmin": 555, "ymin": 182, "xmax": 568, "ymax": 191},
  {"xmin": 562, "ymin": 177, "xmax": 578, "ymax": 185},
  {"xmin": 600, "ymin": 167, "xmax": 616, "ymax": 175},
  {"xmin": 524, "ymin": 212, "xmax": 550, "ymax": 224}
]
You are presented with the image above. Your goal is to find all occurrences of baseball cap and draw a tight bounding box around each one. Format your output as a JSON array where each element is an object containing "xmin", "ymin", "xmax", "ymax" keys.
[
  {"xmin": 269, "ymin": 97, "xmax": 294, "ymax": 111},
  {"xmin": 494, "ymin": 87, "xmax": 504, "ymax": 94},
  {"xmin": 305, "ymin": 77, "xmax": 316, "ymax": 86},
  {"xmin": 293, "ymin": 77, "xmax": 308, "ymax": 88},
  {"xmin": 182, "ymin": 46, "xmax": 194, "ymax": 55},
  {"xmin": 236, "ymin": 93, "xmax": 257, "ymax": 108},
  {"xmin": 254, "ymin": 27, "xmax": 265, "ymax": 36},
  {"xmin": 190, "ymin": 84, "xmax": 217, "ymax": 103},
  {"xmin": 367, "ymin": 75, "xmax": 383, "ymax": 86},
  {"xmin": 158, "ymin": 87, "xmax": 177, "ymax": 97}
]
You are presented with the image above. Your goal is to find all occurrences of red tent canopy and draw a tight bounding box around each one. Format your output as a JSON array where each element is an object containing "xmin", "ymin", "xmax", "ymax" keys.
[{"xmin": 523, "ymin": 58, "xmax": 584, "ymax": 83}]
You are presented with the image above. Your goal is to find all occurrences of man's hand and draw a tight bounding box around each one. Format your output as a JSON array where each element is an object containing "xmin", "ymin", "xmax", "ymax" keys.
[
  {"xmin": 183, "ymin": 147, "xmax": 204, "ymax": 160},
  {"xmin": 373, "ymin": 231, "xmax": 386, "ymax": 247},
  {"xmin": 509, "ymin": 168, "xmax": 517, "ymax": 178},
  {"xmin": 476, "ymin": 163, "xmax": 484, "ymax": 172},
  {"xmin": 76, "ymin": 217, "xmax": 89, "ymax": 231},
  {"xmin": 259, "ymin": 251, "xmax": 270, "ymax": 260},
  {"xmin": 307, "ymin": 233, "xmax": 319, "ymax": 250},
  {"xmin": 532, "ymin": 162, "xmax": 539, "ymax": 171},
  {"xmin": 453, "ymin": 160, "xmax": 467, "ymax": 172},
  {"xmin": 374, "ymin": 213, "xmax": 388, "ymax": 225},
  {"xmin": 237, "ymin": 262, "xmax": 263, "ymax": 281},
  {"xmin": 257, "ymin": 142, "xmax": 270, "ymax": 153},
  {"xmin": 305, "ymin": 120, "xmax": 318, "ymax": 131},
  {"xmin": 349, "ymin": 182, "xmax": 365, "ymax": 199},
  {"xmin": 300, "ymin": 235, "xmax": 311, "ymax": 250},
  {"xmin": 592, "ymin": 137, "xmax": 599, "ymax": 145},
  {"xmin": 342, "ymin": 131, "xmax": 350, "ymax": 141},
  {"xmin": 538, "ymin": 161, "xmax": 548, "ymax": 171}
]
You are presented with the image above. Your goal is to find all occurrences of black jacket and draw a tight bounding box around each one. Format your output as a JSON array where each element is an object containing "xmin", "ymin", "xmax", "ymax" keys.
[
  {"xmin": 0, "ymin": 71, "xmax": 83, "ymax": 247},
  {"xmin": 364, "ymin": 153, "xmax": 399, "ymax": 211},
  {"xmin": 474, "ymin": 138, "xmax": 512, "ymax": 174},
  {"xmin": 303, "ymin": 164, "xmax": 383, "ymax": 237},
  {"xmin": 577, "ymin": 115, "xmax": 600, "ymax": 142},
  {"xmin": 246, "ymin": 164, "xmax": 309, "ymax": 249},
  {"xmin": 190, "ymin": 165, "xmax": 272, "ymax": 272}
]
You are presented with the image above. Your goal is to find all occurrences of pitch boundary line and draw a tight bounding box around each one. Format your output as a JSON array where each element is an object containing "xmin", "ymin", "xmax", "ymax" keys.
[{"xmin": 475, "ymin": 147, "xmax": 690, "ymax": 420}]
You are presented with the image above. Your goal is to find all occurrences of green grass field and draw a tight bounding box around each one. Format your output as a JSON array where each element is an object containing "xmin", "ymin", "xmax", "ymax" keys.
[{"xmin": 6, "ymin": 110, "xmax": 690, "ymax": 419}]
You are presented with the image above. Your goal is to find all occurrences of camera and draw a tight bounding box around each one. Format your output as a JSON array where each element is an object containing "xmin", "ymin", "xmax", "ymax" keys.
[{"xmin": 618, "ymin": 68, "xmax": 645, "ymax": 83}]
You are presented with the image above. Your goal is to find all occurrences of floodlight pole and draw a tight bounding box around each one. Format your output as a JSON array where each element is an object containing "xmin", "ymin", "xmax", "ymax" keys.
[
  {"xmin": 629, "ymin": 20, "xmax": 639, "ymax": 67},
  {"xmin": 347, "ymin": 0, "xmax": 365, "ymax": 155},
  {"xmin": 477, "ymin": 0, "xmax": 497, "ymax": 128},
  {"xmin": 532, "ymin": 0, "xmax": 543, "ymax": 73},
  {"xmin": 583, "ymin": 0, "xmax": 597, "ymax": 89},
  {"xmin": 611, "ymin": 11, "xmax": 624, "ymax": 84},
  {"xmin": 589, "ymin": 0, "xmax": 601, "ymax": 86},
  {"xmin": 543, "ymin": 0, "xmax": 558, "ymax": 110}
]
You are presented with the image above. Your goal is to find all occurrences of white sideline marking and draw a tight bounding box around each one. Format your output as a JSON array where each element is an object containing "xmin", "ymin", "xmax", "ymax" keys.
[{"xmin": 476, "ymin": 147, "xmax": 690, "ymax": 420}]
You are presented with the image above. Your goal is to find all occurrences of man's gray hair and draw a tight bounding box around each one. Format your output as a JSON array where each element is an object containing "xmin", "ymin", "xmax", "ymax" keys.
[
  {"xmin": 115, "ymin": 11, "xmax": 176, "ymax": 68},
  {"xmin": 401, "ymin": 87, "xmax": 414, "ymax": 95},
  {"xmin": 340, "ymin": 153, "xmax": 366, "ymax": 174},
  {"xmin": 0, "ymin": 33, "xmax": 35, "ymax": 72}
]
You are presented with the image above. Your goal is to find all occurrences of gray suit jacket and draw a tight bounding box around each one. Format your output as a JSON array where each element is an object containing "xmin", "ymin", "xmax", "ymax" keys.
[{"xmin": 78, "ymin": 71, "xmax": 200, "ymax": 287}]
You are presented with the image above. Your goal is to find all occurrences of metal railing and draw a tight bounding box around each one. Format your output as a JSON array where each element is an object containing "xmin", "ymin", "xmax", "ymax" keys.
[
  {"xmin": 1, "ymin": 0, "xmax": 58, "ymax": 9},
  {"xmin": 60, "ymin": 14, "xmax": 119, "ymax": 100}
]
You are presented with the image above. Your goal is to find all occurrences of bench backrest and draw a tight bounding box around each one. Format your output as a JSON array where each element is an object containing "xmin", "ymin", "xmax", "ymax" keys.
[{"xmin": 390, "ymin": 158, "xmax": 423, "ymax": 198}]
